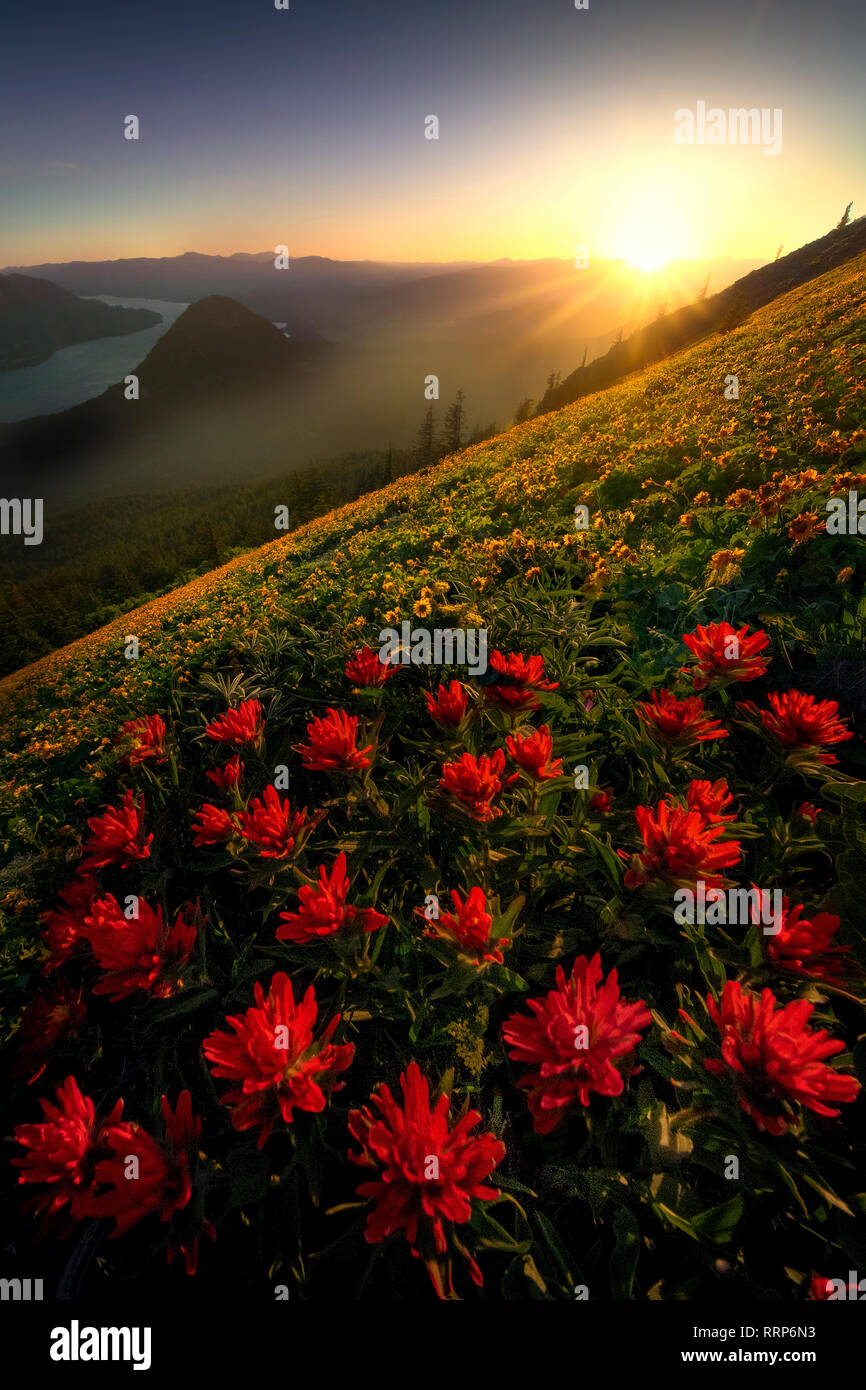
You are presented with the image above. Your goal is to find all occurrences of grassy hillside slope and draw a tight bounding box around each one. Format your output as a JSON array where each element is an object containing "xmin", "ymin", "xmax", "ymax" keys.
[{"xmin": 0, "ymin": 252, "xmax": 864, "ymax": 1302}]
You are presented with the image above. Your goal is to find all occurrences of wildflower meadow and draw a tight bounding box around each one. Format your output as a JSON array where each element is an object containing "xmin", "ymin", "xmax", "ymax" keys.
[{"xmin": 1, "ymin": 252, "xmax": 865, "ymax": 1309}]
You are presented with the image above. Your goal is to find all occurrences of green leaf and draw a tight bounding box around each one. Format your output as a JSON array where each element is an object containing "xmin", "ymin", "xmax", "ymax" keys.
[
  {"xmin": 691, "ymin": 1194, "xmax": 744, "ymax": 1245},
  {"xmin": 610, "ymin": 1207, "xmax": 641, "ymax": 1297}
]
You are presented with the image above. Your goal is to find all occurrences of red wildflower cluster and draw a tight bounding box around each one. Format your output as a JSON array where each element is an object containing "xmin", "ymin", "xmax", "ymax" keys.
[
  {"xmin": 40, "ymin": 872, "xmax": 100, "ymax": 974},
  {"xmin": 637, "ymin": 688, "xmax": 727, "ymax": 747},
  {"xmin": 295, "ymin": 708, "xmax": 374, "ymax": 773},
  {"xmin": 505, "ymin": 724, "xmax": 562, "ymax": 781},
  {"xmin": 425, "ymin": 680, "xmax": 469, "ymax": 728},
  {"xmin": 503, "ymin": 954, "xmax": 652, "ymax": 1133},
  {"xmin": 203, "ymin": 973, "xmax": 354, "ymax": 1147},
  {"xmin": 204, "ymin": 699, "xmax": 264, "ymax": 751},
  {"xmin": 276, "ymin": 852, "xmax": 388, "ymax": 943},
  {"xmin": 484, "ymin": 651, "xmax": 558, "ymax": 712},
  {"xmin": 347, "ymin": 1061, "xmax": 504, "ymax": 1296},
  {"xmin": 115, "ymin": 713, "xmax": 168, "ymax": 766},
  {"xmin": 422, "ymin": 887, "xmax": 507, "ymax": 965},
  {"xmin": 752, "ymin": 894, "xmax": 856, "ymax": 985},
  {"xmin": 84, "ymin": 895, "xmax": 197, "ymax": 1001},
  {"xmin": 237, "ymin": 785, "xmax": 314, "ymax": 860},
  {"xmin": 439, "ymin": 749, "xmax": 514, "ymax": 822},
  {"xmin": 682, "ymin": 621, "xmax": 771, "ymax": 690},
  {"xmin": 738, "ymin": 690, "xmax": 853, "ymax": 766},
  {"xmin": 80, "ymin": 790, "xmax": 153, "ymax": 871},
  {"xmin": 624, "ymin": 801, "xmax": 742, "ymax": 890},
  {"xmin": 14, "ymin": 1080, "xmax": 212, "ymax": 1273},
  {"xmin": 345, "ymin": 645, "xmax": 395, "ymax": 687},
  {"xmin": 700, "ymin": 981, "xmax": 860, "ymax": 1135}
]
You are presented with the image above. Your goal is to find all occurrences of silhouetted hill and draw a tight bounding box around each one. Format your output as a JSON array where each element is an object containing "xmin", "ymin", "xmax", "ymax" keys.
[
  {"xmin": 0, "ymin": 295, "xmax": 332, "ymax": 500},
  {"xmin": 539, "ymin": 217, "xmax": 866, "ymax": 413},
  {"xmin": 0, "ymin": 273, "xmax": 161, "ymax": 370},
  {"xmin": 128, "ymin": 295, "xmax": 306, "ymax": 400}
]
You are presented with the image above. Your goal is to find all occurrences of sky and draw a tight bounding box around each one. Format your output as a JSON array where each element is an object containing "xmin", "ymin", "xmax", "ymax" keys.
[{"xmin": 1, "ymin": 0, "xmax": 864, "ymax": 269}]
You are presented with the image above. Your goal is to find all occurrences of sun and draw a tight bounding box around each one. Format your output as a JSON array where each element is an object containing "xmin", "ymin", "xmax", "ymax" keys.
[{"xmin": 606, "ymin": 179, "xmax": 700, "ymax": 273}]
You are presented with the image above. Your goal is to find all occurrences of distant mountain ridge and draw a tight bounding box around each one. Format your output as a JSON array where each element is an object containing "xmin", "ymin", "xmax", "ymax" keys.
[{"xmin": 0, "ymin": 273, "xmax": 161, "ymax": 371}]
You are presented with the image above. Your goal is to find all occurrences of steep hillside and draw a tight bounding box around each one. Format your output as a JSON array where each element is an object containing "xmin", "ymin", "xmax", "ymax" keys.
[
  {"xmin": 0, "ymin": 253, "xmax": 864, "ymax": 1303},
  {"xmin": 539, "ymin": 217, "xmax": 866, "ymax": 413}
]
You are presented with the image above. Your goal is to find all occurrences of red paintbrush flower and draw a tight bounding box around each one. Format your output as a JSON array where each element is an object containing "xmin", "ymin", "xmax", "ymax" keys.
[
  {"xmin": 590, "ymin": 788, "xmax": 612, "ymax": 813},
  {"xmin": 623, "ymin": 801, "xmax": 742, "ymax": 890},
  {"xmin": 115, "ymin": 713, "xmax": 168, "ymax": 766},
  {"xmin": 12, "ymin": 1076, "xmax": 123, "ymax": 1220},
  {"xmin": 203, "ymin": 973, "xmax": 354, "ymax": 1147},
  {"xmin": 683, "ymin": 778, "xmax": 737, "ymax": 823},
  {"xmin": 682, "ymin": 621, "xmax": 771, "ymax": 691},
  {"xmin": 276, "ymin": 852, "xmax": 388, "ymax": 943},
  {"xmin": 237, "ymin": 785, "xmax": 314, "ymax": 860},
  {"xmin": 86, "ymin": 1091, "xmax": 216, "ymax": 1275},
  {"xmin": 204, "ymin": 699, "xmax": 264, "ymax": 751},
  {"xmin": 702, "ymin": 980, "xmax": 860, "ymax": 1135},
  {"xmin": 421, "ymin": 886, "xmax": 508, "ymax": 965},
  {"xmin": 191, "ymin": 802, "xmax": 239, "ymax": 846},
  {"xmin": 808, "ymin": 1273, "xmax": 861, "ymax": 1300},
  {"xmin": 738, "ymin": 689, "xmax": 853, "ymax": 767},
  {"xmin": 505, "ymin": 724, "xmax": 563, "ymax": 781},
  {"xmin": 484, "ymin": 650, "xmax": 558, "ymax": 712},
  {"xmin": 85, "ymin": 895, "xmax": 197, "ymax": 1001},
  {"xmin": 11, "ymin": 982, "xmax": 87, "ymax": 1083},
  {"xmin": 87, "ymin": 1092, "xmax": 210, "ymax": 1267},
  {"xmin": 637, "ymin": 688, "xmax": 727, "ymax": 746},
  {"xmin": 347, "ymin": 1061, "xmax": 504, "ymax": 1296},
  {"xmin": 89, "ymin": 1123, "xmax": 188, "ymax": 1237},
  {"xmin": 295, "ymin": 708, "xmax": 374, "ymax": 773},
  {"xmin": 503, "ymin": 954, "xmax": 652, "ymax": 1134},
  {"xmin": 80, "ymin": 790, "xmax": 153, "ymax": 870},
  {"xmin": 345, "ymin": 645, "xmax": 395, "ymax": 687},
  {"xmin": 439, "ymin": 748, "xmax": 512, "ymax": 822},
  {"xmin": 206, "ymin": 755, "xmax": 244, "ymax": 790},
  {"xmin": 40, "ymin": 872, "xmax": 100, "ymax": 974},
  {"xmin": 753, "ymin": 894, "xmax": 856, "ymax": 985},
  {"xmin": 425, "ymin": 680, "xmax": 469, "ymax": 727}
]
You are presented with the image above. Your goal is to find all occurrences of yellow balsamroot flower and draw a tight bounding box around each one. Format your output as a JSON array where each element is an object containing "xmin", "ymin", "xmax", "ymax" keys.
[
  {"xmin": 526, "ymin": 566, "xmax": 542, "ymax": 581},
  {"xmin": 413, "ymin": 597, "xmax": 433, "ymax": 619},
  {"xmin": 788, "ymin": 512, "xmax": 825, "ymax": 547},
  {"xmin": 680, "ymin": 513, "xmax": 694, "ymax": 527},
  {"xmin": 726, "ymin": 489, "xmax": 753, "ymax": 508},
  {"xmin": 708, "ymin": 548, "xmax": 745, "ymax": 585},
  {"xmin": 382, "ymin": 609, "xmax": 400, "ymax": 625},
  {"xmin": 836, "ymin": 567, "xmax": 854, "ymax": 584},
  {"xmin": 694, "ymin": 491, "xmax": 711, "ymax": 506}
]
